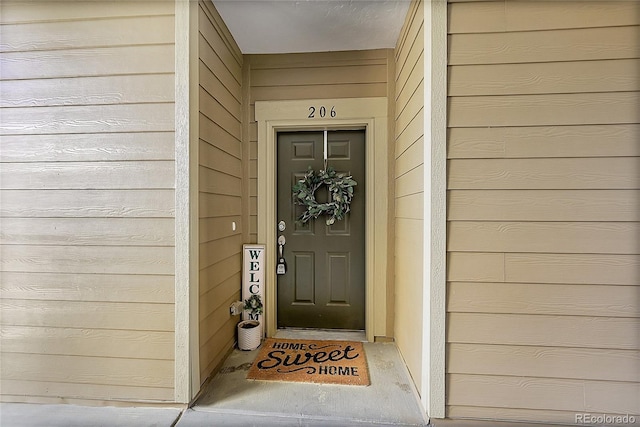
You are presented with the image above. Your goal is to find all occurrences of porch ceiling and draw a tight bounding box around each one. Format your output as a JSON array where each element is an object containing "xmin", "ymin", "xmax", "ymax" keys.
[{"xmin": 211, "ymin": 0, "xmax": 411, "ymax": 54}]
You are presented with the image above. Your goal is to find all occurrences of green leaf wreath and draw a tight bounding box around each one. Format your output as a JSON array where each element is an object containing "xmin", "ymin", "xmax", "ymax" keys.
[
  {"xmin": 292, "ymin": 166, "xmax": 357, "ymax": 226},
  {"xmin": 244, "ymin": 294, "xmax": 263, "ymax": 315}
]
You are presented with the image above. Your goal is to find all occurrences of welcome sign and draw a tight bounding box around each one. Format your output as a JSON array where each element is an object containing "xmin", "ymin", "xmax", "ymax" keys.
[
  {"xmin": 247, "ymin": 338, "xmax": 370, "ymax": 386},
  {"xmin": 242, "ymin": 244, "xmax": 265, "ymax": 334}
]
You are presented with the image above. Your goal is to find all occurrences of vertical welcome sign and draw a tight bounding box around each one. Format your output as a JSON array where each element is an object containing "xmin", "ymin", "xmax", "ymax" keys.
[{"xmin": 242, "ymin": 244, "xmax": 265, "ymax": 335}]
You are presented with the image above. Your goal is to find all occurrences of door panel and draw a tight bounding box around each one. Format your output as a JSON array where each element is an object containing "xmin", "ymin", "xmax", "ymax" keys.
[
  {"xmin": 293, "ymin": 252, "xmax": 315, "ymax": 304},
  {"xmin": 328, "ymin": 252, "xmax": 349, "ymax": 304},
  {"xmin": 277, "ymin": 130, "xmax": 365, "ymax": 329}
]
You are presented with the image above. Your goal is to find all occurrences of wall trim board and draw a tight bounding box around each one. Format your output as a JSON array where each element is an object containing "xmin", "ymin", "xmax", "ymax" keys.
[
  {"xmin": 423, "ymin": 0, "xmax": 447, "ymax": 420},
  {"xmin": 174, "ymin": 0, "xmax": 200, "ymax": 404},
  {"xmin": 255, "ymin": 97, "xmax": 389, "ymax": 343}
]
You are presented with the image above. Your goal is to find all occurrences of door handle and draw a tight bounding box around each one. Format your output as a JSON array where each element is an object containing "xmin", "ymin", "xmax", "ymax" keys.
[
  {"xmin": 277, "ymin": 235, "xmax": 287, "ymax": 275},
  {"xmin": 278, "ymin": 235, "xmax": 286, "ymax": 257}
]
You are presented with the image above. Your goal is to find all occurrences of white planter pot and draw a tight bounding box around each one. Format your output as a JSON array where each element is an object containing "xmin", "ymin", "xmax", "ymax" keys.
[{"xmin": 237, "ymin": 320, "xmax": 261, "ymax": 351}]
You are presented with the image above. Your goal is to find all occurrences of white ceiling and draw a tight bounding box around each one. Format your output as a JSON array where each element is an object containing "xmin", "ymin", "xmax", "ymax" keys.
[{"xmin": 212, "ymin": 0, "xmax": 412, "ymax": 54}]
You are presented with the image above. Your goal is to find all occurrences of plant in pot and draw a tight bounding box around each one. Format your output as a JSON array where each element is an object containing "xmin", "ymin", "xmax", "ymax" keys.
[{"xmin": 237, "ymin": 294, "xmax": 263, "ymax": 351}]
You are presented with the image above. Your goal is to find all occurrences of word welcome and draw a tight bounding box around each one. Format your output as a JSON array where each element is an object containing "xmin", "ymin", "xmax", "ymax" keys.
[
  {"xmin": 242, "ymin": 245, "xmax": 264, "ymax": 322},
  {"xmin": 247, "ymin": 249, "xmax": 261, "ymax": 296}
]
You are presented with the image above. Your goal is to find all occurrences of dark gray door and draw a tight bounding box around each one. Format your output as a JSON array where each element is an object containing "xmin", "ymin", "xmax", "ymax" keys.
[{"xmin": 277, "ymin": 130, "xmax": 365, "ymax": 329}]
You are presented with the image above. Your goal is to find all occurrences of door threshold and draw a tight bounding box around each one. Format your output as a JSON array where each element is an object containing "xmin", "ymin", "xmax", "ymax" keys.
[{"xmin": 275, "ymin": 328, "xmax": 367, "ymax": 342}]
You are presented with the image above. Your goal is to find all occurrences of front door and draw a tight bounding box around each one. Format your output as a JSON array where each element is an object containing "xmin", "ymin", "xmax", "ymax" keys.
[{"xmin": 277, "ymin": 130, "xmax": 365, "ymax": 330}]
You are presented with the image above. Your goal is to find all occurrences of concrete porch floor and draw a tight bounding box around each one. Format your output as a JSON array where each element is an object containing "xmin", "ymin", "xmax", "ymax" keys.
[{"xmin": 176, "ymin": 329, "xmax": 430, "ymax": 426}]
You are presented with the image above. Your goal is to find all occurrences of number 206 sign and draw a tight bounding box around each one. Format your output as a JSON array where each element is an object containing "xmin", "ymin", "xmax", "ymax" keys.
[{"xmin": 242, "ymin": 244, "xmax": 265, "ymax": 323}]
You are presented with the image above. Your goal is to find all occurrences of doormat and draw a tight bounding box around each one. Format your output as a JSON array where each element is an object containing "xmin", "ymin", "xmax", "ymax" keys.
[{"xmin": 246, "ymin": 338, "xmax": 370, "ymax": 386}]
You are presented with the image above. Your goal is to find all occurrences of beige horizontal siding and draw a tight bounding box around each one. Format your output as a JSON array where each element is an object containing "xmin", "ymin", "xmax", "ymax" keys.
[
  {"xmin": 395, "ymin": 192, "xmax": 423, "ymax": 220},
  {"xmin": 448, "ymin": 1, "xmax": 640, "ymax": 34},
  {"xmin": 396, "ymin": 109, "xmax": 424, "ymax": 156},
  {"xmin": 250, "ymin": 83, "xmax": 387, "ymax": 104},
  {"xmin": 0, "ymin": 15, "xmax": 174, "ymax": 52},
  {"xmin": 449, "ymin": 26, "xmax": 640, "ymax": 65},
  {"xmin": 199, "ymin": 194, "xmax": 242, "ymax": 219},
  {"xmin": 448, "ymin": 252, "xmax": 640, "ymax": 286},
  {"xmin": 1, "ymin": 245, "xmax": 174, "ymax": 275},
  {"xmin": 199, "ymin": 41, "xmax": 240, "ymax": 99},
  {"xmin": 1, "ymin": 300, "xmax": 174, "ymax": 332},
  {"xmin": 1, "ymin": 74, "xmax": 175, "ymax": 107},
  {"xmin": 1, "ymin": 45, "xmax": 175, "ymax": 80},
  {"xmin": 448, "ymin": 158, "xmax": 640, "ymax": 189},
  {"xmin": 449, "ymin": 59, "xmax": 640, "ymax": 96},
  {"xmin": 1, "ymin": 380, "xmax": 173, "ymax": 403},
  {"xmin": 200, "ymin": 141, "xmax": 241, "ymax": 176},
  {"xmin": 0, "ymin": 1, "xmax": 174, "ymax": 24},
  {"xmin": 448, "ymin": 190, "xmax": 640, "ymax": 221},
  {"xmin": 448, "ymin": 343, "xmax": 640, "ymax": 382},
  {"xmin": 0, "ymin": 131, "xmax": 175, "ymax": 162},
  {"xmin": 200, "ymin": 292, "xmax": 240, "ymax": 349},
  {"xmin": 2, "ymin": 353, "xmax": 173, "ymax": 388},
  {"xmin": 200, "ymin": 235, "xmax": 243, "ymax": 271},
  {"xmin": 0, "ymin": 218, "xmax": 174, "ymax": 246},
  {"xmin": 448, "ymin": 92, "xmax": 640, "ymax": 128},
  {"xmin": 446, "ymin": 0, "xmax": 640, "ymax": 423},
  {"xmin": 394, "ymin": 0, "xmax": 425, "ymax": 397},
  {"xmin": 0, "ymin": 1, "xmax": 175, "ymax": 404},
  {"xmin": 197, "ymin": 0, "xmax": 244, "ymax": 383},
  {"xmin": 448, "ymin": 221, "xmax": 640, "ymax": 254},
  {"xmin": 1, "ymin": 326, "xmax": 173, "ymax": 360},
  {"xmin": 448, "ymin": 313, "xmax": 639, "ymax": 350},
  {"xmin": 200, "ymin": 216, "xmax": 242, "ymax": 243},
  {"xmin": 0, "ymin": 272, "xmax": 174, "ymax": 303},
  {"xmin": 448, "ymin": 124, "xmax": 640, "ymax": 159},
  {"xmin": 251, "ymin": 64, "xmax": 387, "ymax": 87},
  {"xmin": 1, "ymin": 103, "xmax": 175, "ymax": 134},
  {"xmin": 199, "ymin": 114, "xmax": 242, "ymax": 158},
  {"xmin": 447, "ymin": 375, "xmax": 639, "ymax": 414},
  {"xmin": 199, "ymin": 323, "xmax": 237, "ymax": 384},
  {"xmin": 249, "ymin": 50, "xmax": 388, "ymax": 69},
  {"xmin": 1, "ymin": 189, "xmax": 175, "ymax": 218},
  {"xmin": 199, "ymin": 89, "xmax": 241, "ymax": 138},
  {"xmin": 1, "ymin": 161, "xmax": 174, "ymax": 190},
  {"xmin": 448, "ymin": 282, "xmax": 640, "ymax": 317},
  {"xmin": 198, "ymin": 255, "xmax": 242, "ymax": 382}
]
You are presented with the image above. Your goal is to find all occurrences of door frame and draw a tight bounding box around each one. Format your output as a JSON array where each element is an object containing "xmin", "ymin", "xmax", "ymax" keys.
[{"xmin": 256, "ymin": 97, "xmax": 389, "ymax": 342}]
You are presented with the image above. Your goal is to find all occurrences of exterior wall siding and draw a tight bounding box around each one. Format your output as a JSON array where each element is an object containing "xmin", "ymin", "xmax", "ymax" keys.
[
  {"xmin": 446, "ymin": 0, "xmax": 640, "ymax": 423},
  {"xmin": 393, "ymin": 0, "xmax": 425, "ymax": 395},
  {"xmin": 246, "ymin": 49, "xmax": 391, "ymax": 244},
  {"xmin": 197, "ymin": 0, "xmax": 244, "ymax": 383},
  {"xmin": 0, "ymin": 1, "xmax": 176, "ymax": 403}
]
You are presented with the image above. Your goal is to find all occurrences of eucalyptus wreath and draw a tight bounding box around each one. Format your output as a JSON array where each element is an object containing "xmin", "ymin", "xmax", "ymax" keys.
[
  {"xmin": 244, "ymin": 294, "xmax": 263, "ymax": 315},
  {"xmin": 292, "ymin": 166, "xmax": 357, "ymax": 226}
]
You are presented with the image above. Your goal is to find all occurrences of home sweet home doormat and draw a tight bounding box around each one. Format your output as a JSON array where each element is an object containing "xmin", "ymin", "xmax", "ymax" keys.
[{"xmin": 246, "ymin": 338, "xmax": 370, "ymax": 386}]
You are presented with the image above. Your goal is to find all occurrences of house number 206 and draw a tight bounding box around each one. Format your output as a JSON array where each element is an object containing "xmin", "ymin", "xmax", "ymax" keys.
[{"xmin": 308, "ymin": 106, "xmax": 336, "ymax": 118}]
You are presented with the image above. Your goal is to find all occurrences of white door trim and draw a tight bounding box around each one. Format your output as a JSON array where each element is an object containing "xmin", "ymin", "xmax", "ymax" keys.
[
  {"xmin": 422, "ymin": 0, "xmax": 447, "ymax": 419},
  {"xmin": 256, "ymin": 98, "xmax": 389, "ymax": 342}
]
